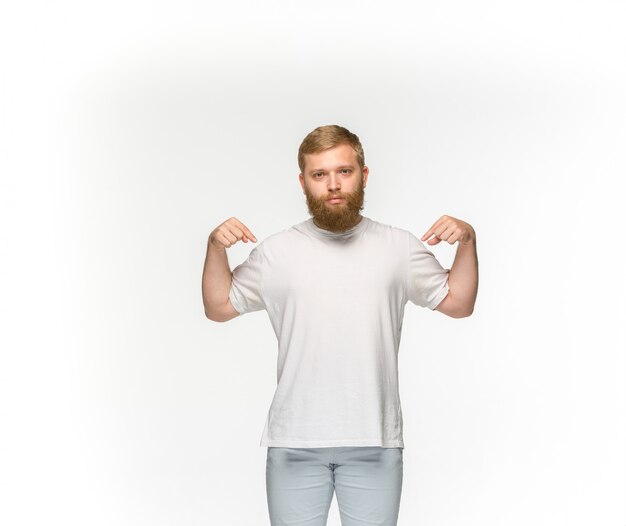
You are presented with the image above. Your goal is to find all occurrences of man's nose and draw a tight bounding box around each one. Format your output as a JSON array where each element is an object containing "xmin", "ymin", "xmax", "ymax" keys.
[{"xmin": 327, "ymin": 173, "xmax": 341, "ymax": 190}]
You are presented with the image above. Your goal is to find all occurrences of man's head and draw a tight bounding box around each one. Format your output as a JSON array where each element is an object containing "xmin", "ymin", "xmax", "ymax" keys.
[{"xmin": 298, "ymin": 125, "xmax": 369, "ymax": 233}]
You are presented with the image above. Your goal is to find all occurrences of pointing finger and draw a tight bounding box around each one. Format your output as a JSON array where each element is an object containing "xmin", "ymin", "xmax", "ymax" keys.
[
  {"xmin": 231, "ymin": 218, "xmax": 257, "ymax": 243},
  {"xmin": 421, "ymin": 225, "xmax": 437, "ymax": 242}
]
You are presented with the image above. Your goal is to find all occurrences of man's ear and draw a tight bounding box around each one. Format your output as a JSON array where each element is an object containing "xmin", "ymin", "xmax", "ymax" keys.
[
  {"xmin": 362, "ymin": 166, "xmax": 369, "ymax": 189},
  {"xmin": 299, "ymin": 173, "xmax": 305, "ymax": 194}
]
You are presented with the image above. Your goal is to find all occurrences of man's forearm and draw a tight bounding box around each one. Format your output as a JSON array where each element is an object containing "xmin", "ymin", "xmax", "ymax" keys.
[
  {"xmin": 448, "ymin": 238, "xmax": 478, "ymax": 315},
  {"xmin": 202, "ymin": 240, "xmax": 233, "ymax": 316}
]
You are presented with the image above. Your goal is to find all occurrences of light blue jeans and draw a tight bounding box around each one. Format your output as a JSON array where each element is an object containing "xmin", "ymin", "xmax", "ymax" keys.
[{"xmin": 266, "ymin": 446, "xmax": 403, "ymax": 525}]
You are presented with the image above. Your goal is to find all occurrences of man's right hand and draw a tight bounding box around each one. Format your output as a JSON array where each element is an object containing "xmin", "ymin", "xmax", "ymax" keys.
[{"xmin": 208, "ymin": 217, "xmax": 258, "ymax": 250}]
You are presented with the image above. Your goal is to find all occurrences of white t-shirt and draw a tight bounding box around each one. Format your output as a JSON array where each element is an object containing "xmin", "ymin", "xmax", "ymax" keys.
[{"xmin": 228, "ymin": 215, "xmax": 450, "ymax": 449}]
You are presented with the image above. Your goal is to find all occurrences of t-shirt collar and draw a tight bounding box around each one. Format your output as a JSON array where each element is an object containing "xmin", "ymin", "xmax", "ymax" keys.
[{"xmin": 305, "ymin": 215, "xmax": 369, "ymax": 240}]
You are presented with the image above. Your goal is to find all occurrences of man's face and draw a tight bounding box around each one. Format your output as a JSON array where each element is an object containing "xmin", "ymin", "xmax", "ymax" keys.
[{"xmin": 298, "ymin": 143, "xmax": 369, "ymax": 233}]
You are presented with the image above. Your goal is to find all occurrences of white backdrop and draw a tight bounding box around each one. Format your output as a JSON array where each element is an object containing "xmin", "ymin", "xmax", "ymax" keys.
[{"xmin": 2, "ymin": 1, "xmax": 625, "ymax": 525}]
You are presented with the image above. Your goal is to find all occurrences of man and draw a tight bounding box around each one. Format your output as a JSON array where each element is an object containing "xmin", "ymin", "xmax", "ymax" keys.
[{"xmin": 202, "ymin": 125, "xmax": 478, "ymax": 526}]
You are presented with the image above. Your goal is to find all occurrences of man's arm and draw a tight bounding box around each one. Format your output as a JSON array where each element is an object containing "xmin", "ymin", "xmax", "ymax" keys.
[
  {"xmin": 421, "ymin": 215, "xmax": 478, "ymax": 319},
  {"xmin": 435, "ymin": 238, "xmax": 478, "ymax": 318},
  {"xmin": 202, "ymin": 241, "xmax": 240, "ymax": 322},
  {"xmin": 202, "ymin": 217, "xmax": 257, "ymax": 322}
]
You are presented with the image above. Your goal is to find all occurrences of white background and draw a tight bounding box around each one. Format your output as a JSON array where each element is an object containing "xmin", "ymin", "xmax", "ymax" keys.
[{"xmin": 1, "ymin": 1, "xmax": 625, "ymax": 525}]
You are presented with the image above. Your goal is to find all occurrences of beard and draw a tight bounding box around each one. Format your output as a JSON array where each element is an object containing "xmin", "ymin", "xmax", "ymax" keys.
[{"xmin": 304, "ymin": 175, "xmax": 365, "ymax": 233}]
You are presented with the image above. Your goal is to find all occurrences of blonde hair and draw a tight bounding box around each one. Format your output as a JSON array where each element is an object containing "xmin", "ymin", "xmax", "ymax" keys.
[{"xmin": 298, "ymin": 125, "xmax": 365, "ymax": 174}]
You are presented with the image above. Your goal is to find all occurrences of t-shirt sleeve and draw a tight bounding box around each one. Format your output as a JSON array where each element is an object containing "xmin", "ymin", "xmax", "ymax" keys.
[
  {"xmin": 228, "ymin": 243, "xmax": 266, "ymax": 315},
  {"xmin": 406, "ymin": 231, "xmax": 450, "ymax": 310}
]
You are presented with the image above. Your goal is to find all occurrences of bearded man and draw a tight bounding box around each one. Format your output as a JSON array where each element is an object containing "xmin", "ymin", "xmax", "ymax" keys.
[{"xmin": 202, "ymin": 124, "xmax": 479, "ymax": 526}]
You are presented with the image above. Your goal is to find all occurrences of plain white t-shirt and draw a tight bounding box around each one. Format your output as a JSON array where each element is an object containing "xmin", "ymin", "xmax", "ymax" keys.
[{"xmin": 228, "ymin": 215, "xmax": 450, "ymax": 448}]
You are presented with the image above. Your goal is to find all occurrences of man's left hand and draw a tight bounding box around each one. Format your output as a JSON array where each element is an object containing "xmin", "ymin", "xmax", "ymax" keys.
[{"xmin": 420, "ymin": 215, "xmax": 476, "ymax": 246}]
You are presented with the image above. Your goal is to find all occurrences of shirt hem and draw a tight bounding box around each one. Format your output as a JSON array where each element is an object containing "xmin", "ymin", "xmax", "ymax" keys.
[
  {"xmin": 228, "ymin": 288, "xmax": 244, "ymax": 315},
  {"xmin": 428, "ymin": 279, "xmax": 450, "ymax": 310},
  {"xmin": 260, "ymin": 438, "xmax": 404, "ymax": 448}
]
